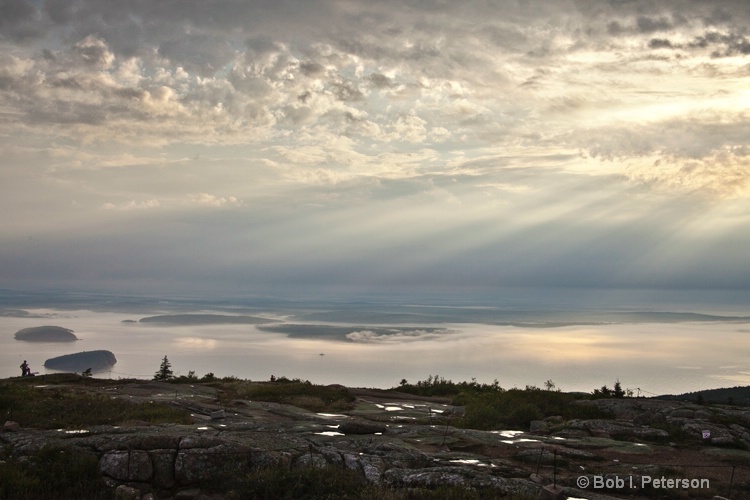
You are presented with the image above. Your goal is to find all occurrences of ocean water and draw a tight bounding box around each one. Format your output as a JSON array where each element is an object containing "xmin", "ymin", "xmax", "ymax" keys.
[{"xmin": 1, "ymin": 289, "xmax": 749, "ymax": 396}]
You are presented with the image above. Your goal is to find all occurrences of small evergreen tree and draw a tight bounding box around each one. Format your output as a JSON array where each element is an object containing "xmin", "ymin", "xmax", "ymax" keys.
[
  {"xmin": 593, "ymin": 385, "xmax": 611, "ymax": 398},
  {"xmin": 154, "ymin": 355, "xmax": 174, "ymax": 381},
  {"xmin": 613, "ymin": 379, "xmax": 625, "ymax": 398}
]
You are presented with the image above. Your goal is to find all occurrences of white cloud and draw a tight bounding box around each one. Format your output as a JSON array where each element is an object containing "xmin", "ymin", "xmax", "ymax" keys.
[
  {"xmin": 102, "ymin": 199, "xmax": 161, "ymax": 211},
  {"xmin": 190, "ymin": 193, "xmax": 242, "ymax": 207},
  {"xmin": 346, "ymin": 329, "xmax": 452, "ymax": 343}
]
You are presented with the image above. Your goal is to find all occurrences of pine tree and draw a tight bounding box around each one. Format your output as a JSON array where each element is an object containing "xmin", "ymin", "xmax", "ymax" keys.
[
  {"xmin": 613, "ymin": 379, "xmax": 625, "ymax": 398},
  {"xmin": 154, "ymin": 355, "xmax": 174, "ymax": 381}
]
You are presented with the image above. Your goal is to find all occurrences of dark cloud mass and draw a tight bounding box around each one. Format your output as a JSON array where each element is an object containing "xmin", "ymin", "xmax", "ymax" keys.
[{"xmin": 0, "ymin": 0, "xmax": 748, "ymax": 295}]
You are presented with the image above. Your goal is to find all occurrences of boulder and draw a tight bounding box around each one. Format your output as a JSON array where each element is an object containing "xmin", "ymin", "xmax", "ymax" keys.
[
  {"xmin": 669, "ymin": 409, "xmax": 695, "ymax": 419},
  {"xmin": 513, "ymin": 448, "xmax": 566, "ymax": 466},
  {"xmin": 174, "ymin": 489, "xmax": 202, "ymax": 499},
  {"xmin": 633, "ymin": 411, "xmax": 665, "ymax": 426},
  {"xmin": 149, "ymin": 450, "xmax": 177, "ymax": 489},
  {"xmin": 175, "ymin": 444, "xmax": 252, "ymax": 485},
  {"xmin": 364, "ymin": 441, "xmax": 431, "ymax": 469},
  {"xmin": 582, "ymin": 420, "xmax": 668, "ymax": 441},
  {"xmin": 529, "ymin": 420, "xmax": 549, "ymax": 433},
  {"xmin": 384, "ymin": 468, "xmax": 541, "ymax": 497},
  {"xmin": 2, "ymin": 421, "xmax": 20, "ymax": 432},
  {"xmin": 114, "ymin": 484, "xmax": 141, "ymax": 500},
  {"xmin": 342, "ymin": 453, "xmax": 385, "ymax": 483},
  {"xmin": 292, "ymin": 452, "xmax": 329, "ymax": 469},
  {"xmin": 710, "ymin": 437, "xmax": 736, "ymax": 446},
  {"xmin": 539, "ymin": 484, "xmax": 565, "ymax": 500},
  {"xmin": 694, "ymin": 410, "xmax": 712, "ymax": 420},
  {"xmin": 338, "ymin": 419, "xmax": 387, "ymax": 435},
  {"xmin": 100, "ymin": 450, "xmax": 153, "ymax": 482}
]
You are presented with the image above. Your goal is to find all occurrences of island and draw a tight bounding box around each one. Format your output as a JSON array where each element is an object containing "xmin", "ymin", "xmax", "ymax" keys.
[
  {"xmin": 139, "ymin": 314, "xmax": 273, "ymax": 325},
  {"xmin": 43, "ymin": 350, "xmax": 117, "ymax": 372},
  {"xmin": 14, "ymin": 326, "xmax": 78, "ymax": 342}
]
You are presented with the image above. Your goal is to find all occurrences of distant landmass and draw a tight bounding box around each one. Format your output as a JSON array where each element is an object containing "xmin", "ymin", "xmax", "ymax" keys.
[
  {"xmin": 139, "ymin": 314, "xmax": 273, "ymax": 325},
  {"xmin": 1, "ymin": 309, "xmax": 50, "ymax": 318},
  {"xmin": 14, "ymin": 326, "xmax": 78, "ymax": 342},
  {"xmin": 295, "ymin": 308, "xmax": 750, "ymax": 327},
  {"xmin": 44, "ymin": 350, "xmax": 117, "ymax": 372},
  {"xmin": 657, "ymin": 386, "xmax": 750, "ymax": 406}
]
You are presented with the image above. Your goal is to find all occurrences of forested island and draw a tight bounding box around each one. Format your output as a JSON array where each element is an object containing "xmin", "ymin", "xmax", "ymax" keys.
[{"xmin": 14, "ymin": 326, "xmax": 78, "ymax": 342}]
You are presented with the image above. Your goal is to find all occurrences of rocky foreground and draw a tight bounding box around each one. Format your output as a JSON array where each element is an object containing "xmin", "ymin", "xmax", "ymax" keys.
[{"xmin": 3, "ymin": 380, "xmax": 750, "ymax": 499}]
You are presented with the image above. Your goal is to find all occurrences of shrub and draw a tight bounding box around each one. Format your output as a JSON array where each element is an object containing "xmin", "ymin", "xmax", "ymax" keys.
[
  {"xmin": 394, "ymin": 375, "xmax": 504, "ymax": 398},
  {"xmin": 459, "ymin": 388, "xmax": 610, "ymax": 430},
  {"xmin": 216, "ymin": 380, "xmax": 355, "ymax": 412},
  {"xmin": 0, "ymin": 445, "xmax": 108, "ymax": 499}
]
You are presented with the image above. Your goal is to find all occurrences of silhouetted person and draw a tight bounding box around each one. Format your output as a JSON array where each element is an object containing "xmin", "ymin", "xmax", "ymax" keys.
[{"xmin": 20, "ymin": 360, "xmax": 30, "ymax": 377}]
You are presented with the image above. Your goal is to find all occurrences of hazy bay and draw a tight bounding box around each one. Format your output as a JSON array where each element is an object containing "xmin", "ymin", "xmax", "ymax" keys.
[{"xmin": 2, "ymin": 289, "xmax": 748, "ymax": 396}]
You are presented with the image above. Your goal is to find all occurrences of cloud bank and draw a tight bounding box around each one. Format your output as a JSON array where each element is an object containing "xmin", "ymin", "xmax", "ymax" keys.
[{"xmin": 0, "ymin": 0, "xmax": 749, "ymax": 295}]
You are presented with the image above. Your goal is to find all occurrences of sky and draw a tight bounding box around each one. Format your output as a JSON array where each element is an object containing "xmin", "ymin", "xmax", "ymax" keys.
[{"xmin": 1, "ymin": 0, "xmax": 749, "ymax": 298}]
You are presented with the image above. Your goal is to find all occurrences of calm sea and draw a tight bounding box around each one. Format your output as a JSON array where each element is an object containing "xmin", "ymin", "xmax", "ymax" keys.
[{"xmin": 1, "ymin": 288, "xmax": 748, "ymax": 396}]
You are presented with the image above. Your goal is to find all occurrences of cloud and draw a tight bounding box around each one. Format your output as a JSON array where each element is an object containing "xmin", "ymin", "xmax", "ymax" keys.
[
  {"xmin": 189, "ymin": 193, "xmax": 242, "ymax": 207},
  {"xmin": 690, "ymin": 31, "xmax": 750, "ymax": 57},
  {"xmin": 624, "ymin": 153, "xmax": 750, "ymax": 198},
  {"xmin": 345, "ymin": 329, "xmax": 452, "ymax": 343},
  {"xmin": 102, "ymin": 199, "xmax": 161, "ymax": 211},
  {"xmin": 0, "ymin": 0, "xmax": 749, "ymax": 294},
  {"xmin": 636, "ymin": 15, "xmax": 674, "ymax": 33},
  {"xmin": 0, "ymin": 0, "xmax": 40, "ymax": 41},
  {"xmin": 175, "ymin": 337, "xmax": 218, "ymax": 349},
  {"xmin": 74, "ymin": 35, "xmax": 115, "ymax": 68}
]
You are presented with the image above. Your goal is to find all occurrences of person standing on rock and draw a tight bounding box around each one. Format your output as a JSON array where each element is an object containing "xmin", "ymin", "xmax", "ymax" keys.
[{"xmin": 20, "ymin": 360, "xmax": 30, "ymax": 377}]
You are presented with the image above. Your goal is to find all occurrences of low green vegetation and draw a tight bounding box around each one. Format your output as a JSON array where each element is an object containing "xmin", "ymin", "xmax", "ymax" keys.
[
  {"xmin": 0, "ymin": 445, "xmax": 108, "ymax": 500},
  {"xmin": 395, "ymin": 374, "xmax": 504, "ymax": 398},
  {"xmin": 394, "ymin": 375, "xmax": 612, "ymax": 430},
  {"xmin": 220, "ymin": 464, "xmax": 533, "ymax": 499},
  {"xmin": 210, "ymin": 376, "xmax": 356, "ymax": 413},
  {"xmin": 458, "ymin": 388, "xmax": 611, "ymax": 430},
  {"xmin": 0, "ymin": 376, "xmax": 192, "ymax": 428},
  {"xmin": 147, "ymin": 355, "xmax": 356, "ymax": 412}
]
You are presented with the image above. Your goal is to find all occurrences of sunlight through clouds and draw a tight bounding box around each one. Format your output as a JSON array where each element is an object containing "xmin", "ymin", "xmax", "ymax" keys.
[
  {"xmin": 175, "ymin": 337, "xmax": 218, "ymax": 350},
  {"xmin": 0, "ymin": 0, "xmax": 748, "ymax": 294}
]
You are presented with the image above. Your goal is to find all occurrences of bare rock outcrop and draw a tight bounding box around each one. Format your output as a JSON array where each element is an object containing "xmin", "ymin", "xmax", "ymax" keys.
[{"xmin": 3, "ymin": 387, "xmax": 750, "ymax": 498}]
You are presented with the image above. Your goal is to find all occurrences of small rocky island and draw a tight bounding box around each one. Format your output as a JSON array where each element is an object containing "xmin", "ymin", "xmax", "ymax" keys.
[
  {"xmin": 14, "ymin": 326, "xmax": 78, "ymax": 342},
  {"xmin": 43, "ymin": 350, "xmax": 117, "ymax": 372}
]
